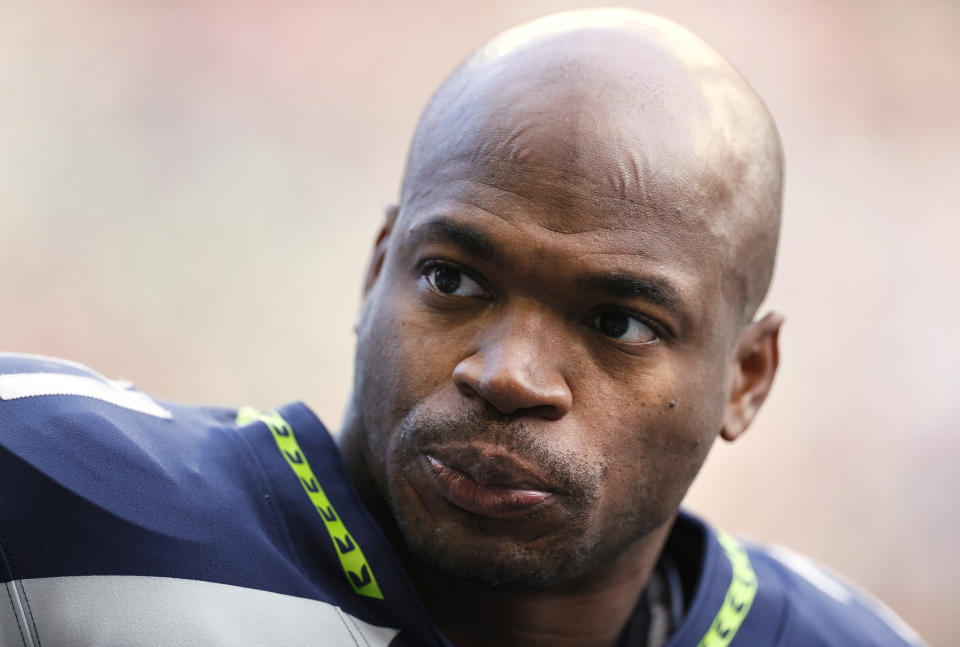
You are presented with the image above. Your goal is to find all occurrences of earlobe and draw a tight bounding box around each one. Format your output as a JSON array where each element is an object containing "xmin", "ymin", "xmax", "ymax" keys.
[
  {"xmin": 363, "ymin": 204, "xmax": 399, "ymax": 297},
  {"xmin": 720, "ymin": 311, "xmax": 784, "ymax": 442}
]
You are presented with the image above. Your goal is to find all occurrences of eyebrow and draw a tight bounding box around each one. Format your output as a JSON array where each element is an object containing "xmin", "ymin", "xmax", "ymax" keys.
[
  {"xmin": 404, "ymin": 218, "xmax": 504, "ymax": 265},
  {"xmin": 580, "ymin": 274, "xmax": 688, "ymax": 321},
  {"xmin": 405, "ymin": 216, "xmax": 689, "ymax": 324}
]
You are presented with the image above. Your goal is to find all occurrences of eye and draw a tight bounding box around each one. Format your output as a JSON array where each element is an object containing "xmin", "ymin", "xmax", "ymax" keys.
[
  {"xmin": 587, "ymin": 311, "xmax": 658, "ymax": 344},
  {"xmin": 424, "ymin": 263, "xmax": 488, "ymax": 298}
]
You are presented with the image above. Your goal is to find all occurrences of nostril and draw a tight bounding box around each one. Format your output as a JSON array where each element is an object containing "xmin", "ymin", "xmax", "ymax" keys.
[
  {"xmin": 454, "ymin": 376, "xmax": 481, "ymax": 400},
  {"xmin": 454, "ymin": 372, "xmax": 570, "ymax": 419},
  {"xmin": 452, "ymin": 354, "xmax": 484, "ymax": 398},
  {"xmin": 451, "ymin": 344, "xmax": 572, "ymax": 419},
  {"xmin": 524, "ymin": 404, "xmax": 564, "ymax": 421}
]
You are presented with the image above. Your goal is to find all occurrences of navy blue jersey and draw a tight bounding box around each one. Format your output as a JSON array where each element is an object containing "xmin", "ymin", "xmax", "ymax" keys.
[{"xmin": 0, "ymin": 355, "xmax": 925, "ymax": 646}]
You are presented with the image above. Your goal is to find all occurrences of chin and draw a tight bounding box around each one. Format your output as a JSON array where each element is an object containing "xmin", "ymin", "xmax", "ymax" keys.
[
  {"xmin": 399, "ymin": 518, "xmax": 595, "ymax": 591},
  {"xmin": 387, "ymin": 486, "xmax": 624, "ymax": 591}
]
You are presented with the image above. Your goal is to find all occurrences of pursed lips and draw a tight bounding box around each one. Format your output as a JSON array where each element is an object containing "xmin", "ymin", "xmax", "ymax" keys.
[{"xmin": 421, "ymin": 445, "xmax": 558, "ymax": 518}]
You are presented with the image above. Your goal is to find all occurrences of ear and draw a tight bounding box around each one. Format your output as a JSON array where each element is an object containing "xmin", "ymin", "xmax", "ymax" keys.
[
  {"xmin": 362, "ymin": 204, "xmax": 399, "ymax": 297},
  {"xmin": 721, "ymin": 311, "xmax": 784, "ymax": 441}
]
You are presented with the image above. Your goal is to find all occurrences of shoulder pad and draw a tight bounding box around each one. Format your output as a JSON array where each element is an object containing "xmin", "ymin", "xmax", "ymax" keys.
[
  {"xmin": 748, "ymin": 542, "xmax": 926, "ymax": 646},
  {"xmin": 0, "ymin": 353, "xmax": 171, "ymax": 419}
]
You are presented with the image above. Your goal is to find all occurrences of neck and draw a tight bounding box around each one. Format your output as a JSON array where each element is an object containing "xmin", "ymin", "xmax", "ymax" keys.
[
  {"xmin": 410, "ymin": 525, "xmax": 673, "ymax": 647},
  {"xmin": 338, "ymin": 416, "xmax": 675, "ymax": 647}
]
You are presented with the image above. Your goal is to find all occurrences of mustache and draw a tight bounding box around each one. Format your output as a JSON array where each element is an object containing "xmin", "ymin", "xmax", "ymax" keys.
[{"xmin": 395, "ymin": 406, "xmax": 603, "ymax": 501}]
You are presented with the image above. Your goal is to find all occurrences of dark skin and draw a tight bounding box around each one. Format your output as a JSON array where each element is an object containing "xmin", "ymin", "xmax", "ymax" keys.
[{"xmin": 339, "ymin": 10, "xmax": 784, "ymax": 647}]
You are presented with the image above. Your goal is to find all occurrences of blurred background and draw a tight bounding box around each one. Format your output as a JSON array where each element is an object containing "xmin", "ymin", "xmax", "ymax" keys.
[{"xmin": 1, "ymin": 0, "xmax": 956, "ymax": 642}]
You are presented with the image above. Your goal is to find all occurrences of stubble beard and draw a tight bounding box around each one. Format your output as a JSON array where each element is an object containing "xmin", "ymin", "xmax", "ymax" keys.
[{"xmin": 377, "ymin": 406, "xmax": 661, "ymax": 591}]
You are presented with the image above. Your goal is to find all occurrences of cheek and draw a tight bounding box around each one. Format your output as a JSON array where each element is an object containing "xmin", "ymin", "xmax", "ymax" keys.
[
  {"xmin": 356, "ymin": 287, "xmax": 465, "ymax": 435},
  {"xmin": 584, "ymin": 359, "xmax": 728, "ymax": 521},
  {"xmin": 587, "ymin": 412, "xmax": 715, "ymax": 537}
]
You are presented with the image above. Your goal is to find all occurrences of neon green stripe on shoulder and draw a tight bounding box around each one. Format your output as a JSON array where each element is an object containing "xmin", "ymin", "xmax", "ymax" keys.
[
  {"xmin": 696, "ymin": 531, "xmax": 758, "ymax": 647},
  {"xmin": 237, "ymin": 406, "xmax": 384, "ymax": 600}
]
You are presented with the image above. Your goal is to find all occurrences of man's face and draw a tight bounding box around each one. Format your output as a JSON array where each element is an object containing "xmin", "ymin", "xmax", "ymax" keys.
[{"xmin": 351, "ymin": 107, "xmax": 744, "ymax": 589}]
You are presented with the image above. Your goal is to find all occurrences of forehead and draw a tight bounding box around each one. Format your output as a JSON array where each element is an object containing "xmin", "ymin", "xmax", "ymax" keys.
[
  {"xmin": 403, "ymin": 71, "xmax": 741, "ymax": 256},
  {"xmin": 400, "ymin": 128, "xmax": 733, "ymax": 288},
  {"xmin": 403, "ymin": 29, "xmax": 749, "ymax": 223},
  {"xmin": 397, "ymin": 54, "xmax": 753, "ymax": 328}
]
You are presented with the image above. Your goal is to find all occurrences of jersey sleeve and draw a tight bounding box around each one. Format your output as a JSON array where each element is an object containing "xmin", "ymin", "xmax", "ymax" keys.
[
  {"xmin": 0, "ymin": 354, "xmax": 422, "ymax": 646},
  {"xmin": 0, "ymin": 353, "xmax": 182, "ymax": 584},
  {"xmin": 748, "ymin": 542, "xmax": 927, "ymax": 647}
]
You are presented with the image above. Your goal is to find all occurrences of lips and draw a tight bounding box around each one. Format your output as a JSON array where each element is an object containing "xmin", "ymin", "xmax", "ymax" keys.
[{"xmin": 422, "ymin": 447, "xmax": 555, "ymax": 519}]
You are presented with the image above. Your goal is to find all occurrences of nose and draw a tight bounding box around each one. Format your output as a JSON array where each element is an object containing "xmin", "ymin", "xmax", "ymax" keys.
[{"xmin": 452, "ymin": 312, "xmax": 573, "ymax": 420}]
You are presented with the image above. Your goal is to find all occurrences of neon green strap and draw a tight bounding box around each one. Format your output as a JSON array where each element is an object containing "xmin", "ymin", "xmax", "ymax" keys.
[
  {"xmin": 696, "ymin": 531, "xmax": 758, "ymax": 646},
  {"xmin": 237, "ymin": 407, "xmax": 384, "ymax": 600}
]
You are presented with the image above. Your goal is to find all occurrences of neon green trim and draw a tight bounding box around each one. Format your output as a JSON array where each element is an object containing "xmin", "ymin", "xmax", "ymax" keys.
[
  {"xmin": 237, "ymin": 406, "xmax": 384, "ymax": 600},
  {"xmin": 696, "ymin": 531, "xmax": 758, "ymax": 647}
]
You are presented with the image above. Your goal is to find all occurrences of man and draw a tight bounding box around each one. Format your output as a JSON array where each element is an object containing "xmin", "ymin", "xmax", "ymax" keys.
[{"xmin": 0, "ymin": 8, "xmax": 923, "ymax": 647}]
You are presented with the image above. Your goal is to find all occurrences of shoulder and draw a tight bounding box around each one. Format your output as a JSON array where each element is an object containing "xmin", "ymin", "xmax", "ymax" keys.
[
  {"xmin": 666, "ymin": 512, "xmax": 925, "ymax": 647},
  {"xmin": 0, "ymin": 353, "xmax": 241, "ymax": 475},
  {"xmin": 0, "ymin": 355, "xmax": 422, "ymax": 645},
  {"xmin": 744, "ymin": 540, "xmax": 926, "ymax": 647},
  {"xmin": 0, "ymin": 354, "xmax": 246, "ymax": 578},
  {"xmin": 0, "ymin": 352, "xmax": 236, "ymax": 447}
]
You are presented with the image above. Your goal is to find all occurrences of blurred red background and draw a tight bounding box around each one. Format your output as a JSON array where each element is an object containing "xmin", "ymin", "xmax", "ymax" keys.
[{"xmin": 2, "ymin": 1, "xmax": 957, "ymax": 642}]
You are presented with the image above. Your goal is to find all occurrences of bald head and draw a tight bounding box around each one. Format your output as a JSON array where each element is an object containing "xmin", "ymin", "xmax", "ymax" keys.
[
  {"xmin": 400, "ymin": 9, "xmax": 783, "ymax": 323},
  {"xmin": 347, "ymin": 10, "xmax": 786, "ymax": 598}
]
